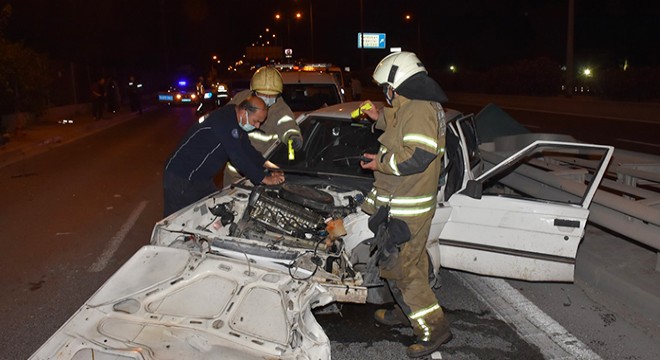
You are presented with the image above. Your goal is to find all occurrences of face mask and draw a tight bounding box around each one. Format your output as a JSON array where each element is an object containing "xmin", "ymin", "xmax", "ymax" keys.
[
  {"xmin": 258, "ymin": 94, "xmax": 277, "ymax": 108},
  {"xmin": 239, "ymin": 111, "xmax": 256, "ymax": 132}
]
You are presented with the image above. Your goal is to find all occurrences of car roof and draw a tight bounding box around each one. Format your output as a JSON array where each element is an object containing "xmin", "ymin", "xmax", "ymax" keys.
[
  {"xmin": 307, "ymin": 101, "xmax": 462, "ymax": 121},
  {"xmin": 304, "ymin": 101, "xmax": 374, "ymax": 119},
  {"xmin": 281, "ymin": 71, "xmax": 340, "ymax": 85}
]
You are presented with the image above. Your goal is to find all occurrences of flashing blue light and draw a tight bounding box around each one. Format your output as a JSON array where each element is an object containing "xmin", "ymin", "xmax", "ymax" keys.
[{"xmin": 178, "ymin": 80, "xmax": 187, "ymax": 86}]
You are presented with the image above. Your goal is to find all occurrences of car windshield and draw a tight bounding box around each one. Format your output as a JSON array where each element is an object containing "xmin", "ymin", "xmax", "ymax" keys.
[
  {"xmin": 282, "ymin": 84, "xmax": 342, "ymax": 112},
  {"xmin": 268, "ymin": 115, "xmax": 381, "ymax": 188}
]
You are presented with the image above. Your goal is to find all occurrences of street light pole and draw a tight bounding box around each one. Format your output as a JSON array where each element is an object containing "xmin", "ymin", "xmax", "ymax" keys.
[
  {"xmin": 405, "ymin": 14, "xmax": 422, "ymax": 56},
  {"xmin": 309, "ymin": 0, "xmax": 314, "ymax": 61},
  {"xmin": 416, "ymin": 20, "xmax": 421, "ymax": 56},
  {"xmin": 275, "ymin": 14, "xmax": 291, "ymax": 49},
  {"xmin": 360, "ymin": 0, "xmax": 364, "ymax": 71},
  {"xmin": 566, "ymin": 0, "xmax": 575, "ymax": 97}
]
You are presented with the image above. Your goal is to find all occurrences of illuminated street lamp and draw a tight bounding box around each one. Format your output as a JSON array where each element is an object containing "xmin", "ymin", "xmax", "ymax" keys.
[
  {"xmin": 275, "ymin": 4, "xmax": 314, "ymax": 61},
  {"xmin": 275, "ymin": 11, "xmax": 302, "ymax": 50}
]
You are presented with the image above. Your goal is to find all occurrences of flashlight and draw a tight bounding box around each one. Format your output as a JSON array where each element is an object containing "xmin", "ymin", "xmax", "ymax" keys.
[{"xmin": 351, "ymin": 102, "xmax": 373, "ymax": 118}]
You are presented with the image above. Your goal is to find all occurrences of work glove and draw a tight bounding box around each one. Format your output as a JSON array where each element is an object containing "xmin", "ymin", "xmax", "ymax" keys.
[{"xmin": 290, "ymin": 135, "xmax": 303, "ymax": 151}]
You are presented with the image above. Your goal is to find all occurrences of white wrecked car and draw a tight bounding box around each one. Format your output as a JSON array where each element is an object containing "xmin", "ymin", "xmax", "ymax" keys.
[{"xmin": 30, "ymin": 102, "xmax": 613, "ymax": 359}]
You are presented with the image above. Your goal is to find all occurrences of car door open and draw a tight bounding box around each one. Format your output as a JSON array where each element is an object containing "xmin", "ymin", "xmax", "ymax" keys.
[{"xmin": 437, "ymin": 140, "xmax": 614, "ymax": 282}]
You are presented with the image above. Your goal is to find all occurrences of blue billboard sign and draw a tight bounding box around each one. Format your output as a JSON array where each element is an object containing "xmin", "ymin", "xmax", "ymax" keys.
[{"xmin": 357, "ymin": 33, "xmax": 386, "ymax": 49}]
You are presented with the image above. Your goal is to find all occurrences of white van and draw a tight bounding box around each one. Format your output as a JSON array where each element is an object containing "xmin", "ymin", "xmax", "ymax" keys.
[{"xmin": 280, "ymin": 71, "xmax": 345, "ymax": 115}]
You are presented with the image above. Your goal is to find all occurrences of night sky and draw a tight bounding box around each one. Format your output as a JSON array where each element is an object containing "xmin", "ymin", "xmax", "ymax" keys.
[{"xmin": 4, "ymin": 0, "xmax": 660, "ymax": 77}]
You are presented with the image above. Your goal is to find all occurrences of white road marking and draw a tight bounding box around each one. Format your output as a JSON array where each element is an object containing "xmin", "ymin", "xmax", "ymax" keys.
[
  {"xmin": 455, "ymin": 271, "xmax": 602, "ymax": 360},
  {"xmin": 89, "ymin": 201, "xmax": 148, "ymax": 272},
  {"xmin": 616, "ymin": 138, "xmax": 660, "ymax": 148}
]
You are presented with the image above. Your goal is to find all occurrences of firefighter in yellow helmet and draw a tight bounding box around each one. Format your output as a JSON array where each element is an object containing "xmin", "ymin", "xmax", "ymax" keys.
[
  {"xmin": 223, "ymin": 66, "xmax": 302, "ymax": 186},
  {"xmin": 359, "ymin": 51, "xmax": 451, "ymax": 358}
]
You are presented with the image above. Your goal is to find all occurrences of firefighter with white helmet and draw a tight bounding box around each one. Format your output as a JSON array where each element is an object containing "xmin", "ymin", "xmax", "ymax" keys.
[
  {"xmin": 223, "ymin": 66, "xmax": 303, "ymax": 186},
  {"xmin": 359, "ymin": 51, "xmax": 451, "ymax": 358}
]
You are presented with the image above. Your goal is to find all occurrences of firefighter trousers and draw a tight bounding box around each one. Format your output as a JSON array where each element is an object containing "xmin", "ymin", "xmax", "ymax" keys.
[{"xmin": 379, "ymin": 212, "xmax": 439, "ymax": 315}]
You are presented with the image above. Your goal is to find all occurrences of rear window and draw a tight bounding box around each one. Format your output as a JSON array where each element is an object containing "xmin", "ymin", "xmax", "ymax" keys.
[{"xmin": 282, "ymin": 84, "xmax": 341, "ymax": 112}]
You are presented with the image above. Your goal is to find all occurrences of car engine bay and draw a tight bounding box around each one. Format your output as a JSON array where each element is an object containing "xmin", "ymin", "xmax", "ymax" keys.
[{"xmin": 152, "ymin": 179, "xmax": 372, "ymax": 303}]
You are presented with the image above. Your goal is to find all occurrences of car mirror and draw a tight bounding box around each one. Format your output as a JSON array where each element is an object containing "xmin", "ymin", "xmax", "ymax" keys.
[{"xmin": 461, "ymin": 179, "xmax": 482, "ymax": 199}]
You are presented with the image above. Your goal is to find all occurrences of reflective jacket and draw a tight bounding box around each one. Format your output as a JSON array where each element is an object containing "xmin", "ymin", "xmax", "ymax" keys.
[
  {"xmin": 229, "ymin": 90, "xmax": 301, "ymax": 154},
  {"xmin": 363, "ymin": 95, "xmax": 446, "ymax": 218}
]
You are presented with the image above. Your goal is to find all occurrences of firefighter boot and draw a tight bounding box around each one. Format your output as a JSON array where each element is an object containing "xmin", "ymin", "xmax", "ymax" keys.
[
  {"xmin": 374, "ymin": 305, "xmax": 410, "ymax": 327},
  {"xmin": 406, "ymin": 309, "xmax": 453, "ymax": 358}
]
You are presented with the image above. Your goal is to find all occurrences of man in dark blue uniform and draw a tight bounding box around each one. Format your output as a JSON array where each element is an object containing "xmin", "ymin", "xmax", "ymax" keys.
[{"xmin": 163, "ymin": 96, "xmax": 285, "ymax": 216}]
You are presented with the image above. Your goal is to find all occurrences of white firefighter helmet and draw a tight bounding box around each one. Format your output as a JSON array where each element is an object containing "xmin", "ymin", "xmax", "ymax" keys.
[
  {"xmin": 372, "ymin": 51, "xmax": 427, "ymax": 89},
  {"xmin": 250, "ymin": 66, "xmax": 284, "ymax": 95}
]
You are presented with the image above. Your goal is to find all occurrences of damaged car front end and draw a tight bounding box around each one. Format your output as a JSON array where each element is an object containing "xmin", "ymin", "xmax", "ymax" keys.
[
  {"xmin": 31, "ymin": 101, "xmax": 614, "ymax": 359},
  {"xmin": 30, "ymin": 246, "xmax": 334, "ymax": 360}
]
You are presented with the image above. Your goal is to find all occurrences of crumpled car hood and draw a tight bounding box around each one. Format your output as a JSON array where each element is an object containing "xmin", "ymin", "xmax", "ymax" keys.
[{"xmin": 30, "ymin": 246, "xmax": 333, "ymax": 360}]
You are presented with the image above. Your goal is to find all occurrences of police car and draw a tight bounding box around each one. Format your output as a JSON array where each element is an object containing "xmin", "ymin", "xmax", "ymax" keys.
[{"xmin": 157, "ymin": 80, "xmax": 200, "ymax": 106}]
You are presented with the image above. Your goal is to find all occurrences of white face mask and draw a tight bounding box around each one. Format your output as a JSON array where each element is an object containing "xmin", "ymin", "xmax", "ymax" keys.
[
  {"xmin": 239, "ymin": 111, "xmax": 256, "ymax": 132},
  {"xmin": 383, "ymin": 85, "xmax": 394, "ymax": 105},
  {"xmin": 258, "ymin": 94, "xmax": 277, "ymax": 108}
]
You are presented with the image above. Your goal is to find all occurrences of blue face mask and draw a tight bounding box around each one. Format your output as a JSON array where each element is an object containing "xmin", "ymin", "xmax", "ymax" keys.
[{"xmin": 239, "ymin": 112, "xmax": 256, "ymax": 132}]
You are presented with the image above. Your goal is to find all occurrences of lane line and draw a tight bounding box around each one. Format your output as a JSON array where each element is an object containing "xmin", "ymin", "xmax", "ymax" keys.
[
  {"xmin": 89, "ymin": 201, "xmax": 148, "ymax": 272},
  {"xmin": 616, "ymin": 138, "xmax": 660, "ymax": 148},
  {"xmin": 455, "ymin": 271, "xmax": 602, "ymax": 360}
]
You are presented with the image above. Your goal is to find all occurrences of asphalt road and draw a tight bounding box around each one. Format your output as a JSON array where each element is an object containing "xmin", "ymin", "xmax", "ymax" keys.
[
  {"xmin": 1, "ymin": 104, "xmax": 659, "ymax": 359},
  {"xmin": 0, "ymin": 106, "xmax": 193, "ymax": 359}
]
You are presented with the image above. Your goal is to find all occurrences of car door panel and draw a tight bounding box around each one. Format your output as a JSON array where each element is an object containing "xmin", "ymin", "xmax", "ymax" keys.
[
  {"xmin": 434, "ymin": 119, "xmax": 614, "ymax": 281},
  {"xmin": 437, "ymin": 194, "xmax": 588, "ymax": 281}
]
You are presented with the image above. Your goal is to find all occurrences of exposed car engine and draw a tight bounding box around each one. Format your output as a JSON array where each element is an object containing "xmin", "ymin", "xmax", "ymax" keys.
[
  {"xmin": 239, "ymin": 185, "xmax": 329, "ymax": 238},
  {"xmin": 151, "ymin": 181, "xmax": 369, "ymax": 297}
]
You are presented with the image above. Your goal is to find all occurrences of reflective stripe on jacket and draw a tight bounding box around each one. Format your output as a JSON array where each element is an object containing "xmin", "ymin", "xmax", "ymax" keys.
[{"xmin": 365, "ymin": 95, "xmax": 446, "ymax": 217}]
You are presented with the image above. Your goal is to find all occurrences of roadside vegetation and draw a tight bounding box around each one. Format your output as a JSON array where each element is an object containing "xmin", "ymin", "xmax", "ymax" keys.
[{"xmin": 0, "ymin": 5, "xmax": 51, "ymax": 118}]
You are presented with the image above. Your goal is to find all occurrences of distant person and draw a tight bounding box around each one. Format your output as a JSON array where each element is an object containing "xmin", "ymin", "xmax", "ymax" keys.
[
  {"xmin": 223, "ymin": 66, "xmax": 303, "ymax": 187},
  {"xmin": 105, "ymin": 76, "xmax": 121, "ymax": 114},
  {"xmin": 195, "ymin": 76, "xmax": 205, "ymax": 100},
  {"xmin": 91, "ymin": 77, "xmax": 106, "ymax": 120},
  {"xmin": 163, "ymin": 96, "xmax": 285, "ymax": 217},
  {"xmin": 127, "ymin": 75, "xmax": 143, "ymax": 114},
  {"xmin": 351, "ymin": 75, "xmax": 362, "ymax": 101}
]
